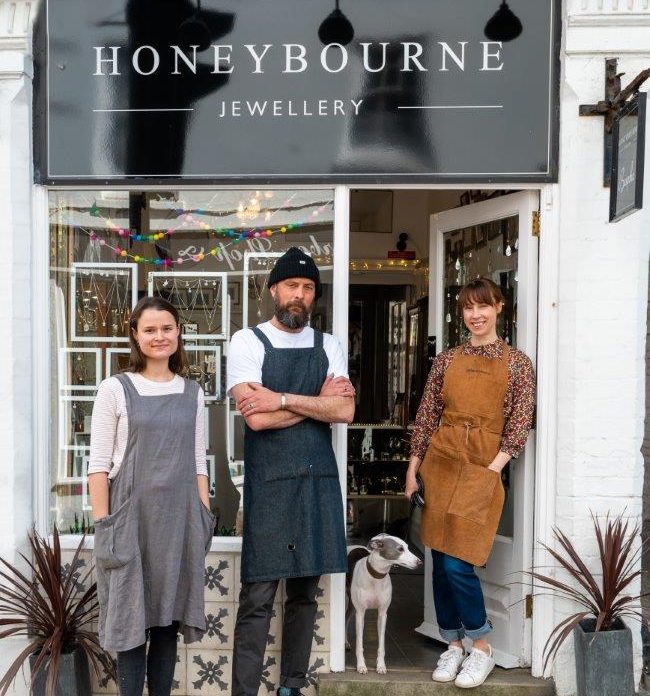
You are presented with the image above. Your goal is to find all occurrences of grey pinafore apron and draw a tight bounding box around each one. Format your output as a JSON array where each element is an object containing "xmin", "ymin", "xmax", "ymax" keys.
[
  {"xmin": 94, "ymin": 373, "xmax": 215, "ymax": 652},
  {"xmin": 241, "ymin": 327, "xmax": 347, "ymax": 583}
]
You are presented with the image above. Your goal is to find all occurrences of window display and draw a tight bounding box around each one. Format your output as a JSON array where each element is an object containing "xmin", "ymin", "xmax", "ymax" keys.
[{"xmin": 49, "ymin": 189, "xmax": 335, "ymax": 534}]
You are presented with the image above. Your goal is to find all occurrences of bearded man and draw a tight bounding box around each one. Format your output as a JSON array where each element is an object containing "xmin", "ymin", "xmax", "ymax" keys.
[{"xmin": 227, "ymin": 247, "xmax": 355, "ymax": 696}]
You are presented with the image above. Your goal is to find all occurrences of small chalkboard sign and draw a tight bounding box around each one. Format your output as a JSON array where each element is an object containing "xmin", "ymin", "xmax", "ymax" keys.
[{"xmin": 609, "ymin": 92, "xmax": 646, "ymax": 222}]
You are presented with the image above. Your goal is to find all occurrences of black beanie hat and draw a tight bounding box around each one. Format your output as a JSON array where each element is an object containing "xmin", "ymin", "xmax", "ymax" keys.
[{"xmin": 268, "ymin": 247, "xmax": 322, "ymax": 298}]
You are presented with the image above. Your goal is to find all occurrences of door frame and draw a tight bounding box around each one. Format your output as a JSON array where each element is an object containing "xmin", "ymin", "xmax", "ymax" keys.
[
  {"xmin": 420, "ymin": 191, "xmax": 538, "ymax": 668},
  {"xmin": 330, "ymin": 183, "xmax": 559, "ymax": 677}
]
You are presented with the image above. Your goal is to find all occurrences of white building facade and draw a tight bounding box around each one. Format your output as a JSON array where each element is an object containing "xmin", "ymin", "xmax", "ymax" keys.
[{"xmin": 0, "ymin": 1, "xmax": 648, "ymax": 695}]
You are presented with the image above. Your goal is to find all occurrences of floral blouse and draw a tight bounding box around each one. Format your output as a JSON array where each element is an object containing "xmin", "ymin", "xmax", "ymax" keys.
[{"xmin": 410, "ymin": 338, "xmax": 535, "ymax": 460}]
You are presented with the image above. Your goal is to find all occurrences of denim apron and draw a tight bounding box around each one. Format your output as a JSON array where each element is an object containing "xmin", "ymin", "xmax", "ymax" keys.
[
  {"xmin": 240, "ymin": 327, "xmax": 347, "ymax": 583},
  {"xmin": 94, "ymin": 374, "xmax": 215, "ymax": 652}
]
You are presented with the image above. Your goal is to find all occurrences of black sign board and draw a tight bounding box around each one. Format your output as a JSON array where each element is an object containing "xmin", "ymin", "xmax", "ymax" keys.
[
  {"xmin": 609, "ymin": 93, "xmax": 646, "ymax": 223},
  {"xmin": 33, "ymin": 0, "xmax": 560, "ymax": 184}
]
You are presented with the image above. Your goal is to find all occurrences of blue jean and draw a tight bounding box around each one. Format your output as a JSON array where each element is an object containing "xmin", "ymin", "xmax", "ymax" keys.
[{"xmin": 431, "ymin": 550, "xmax": 492, "ymax": 642}]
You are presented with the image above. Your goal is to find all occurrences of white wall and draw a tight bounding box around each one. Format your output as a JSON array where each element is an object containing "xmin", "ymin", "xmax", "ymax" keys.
[
  {"xmin": 349, "ymin": 189, "xmax": 461, "ymax": 261},
  {"xmin": 0, "ymin": 1, "xmax": 37, "ymax": 693},
  {"xmin": 551, "ymin": 1, "xmax": 650, "ymax": 692}
]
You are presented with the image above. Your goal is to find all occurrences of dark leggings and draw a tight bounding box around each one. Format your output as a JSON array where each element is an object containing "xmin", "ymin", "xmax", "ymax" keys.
[{"xmin": 116, "ymin": 622, "xmax": 179, "ymax": 696}]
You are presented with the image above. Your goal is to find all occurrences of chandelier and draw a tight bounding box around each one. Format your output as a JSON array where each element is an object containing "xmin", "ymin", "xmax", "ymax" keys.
[{"xmin": 236, "ymin": 195, "xmax": 262, "ymax": 222}]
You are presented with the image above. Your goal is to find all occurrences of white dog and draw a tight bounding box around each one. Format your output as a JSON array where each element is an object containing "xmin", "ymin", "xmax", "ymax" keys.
[{"xmin": 346, "ymin": 533, "xmax": 422, "ymax": 674}]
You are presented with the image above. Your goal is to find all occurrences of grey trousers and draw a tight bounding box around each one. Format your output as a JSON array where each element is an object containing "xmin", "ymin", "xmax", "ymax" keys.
[{"xmin": 231, "ymin": 575, "xmax": 320, "ymax": 696}]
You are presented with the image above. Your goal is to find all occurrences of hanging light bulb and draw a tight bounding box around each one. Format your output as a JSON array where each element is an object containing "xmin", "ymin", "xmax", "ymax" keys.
[
  {"xmin": 318, "ymin": 0, "xmax": 354, "ymax": 46},
  {"xmin": 484, "ymin": 2, "xmax": 523, "ymax": 42}
]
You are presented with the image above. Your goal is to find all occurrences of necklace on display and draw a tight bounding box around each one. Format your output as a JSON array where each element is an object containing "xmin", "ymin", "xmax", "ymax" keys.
[
  {"xmin": 76, "ymin": 269, "xmax": 132, "ymax": 336},
  {"xmin": 153, "ymin": 276, "xmax": 223, "ymax": 334},
  {"xmin": 249, "ymin": 258, "xmax": 275, "ymax": 321}
]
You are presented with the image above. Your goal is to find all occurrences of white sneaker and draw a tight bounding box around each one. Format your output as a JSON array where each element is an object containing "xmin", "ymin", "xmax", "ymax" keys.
[
  {"xmin": 431, "ymin": 645, "xmax": 465, "ymax": 682},
  {"xmin": 454, "ymin": 646, "xmax": 496, "ymax": 688}
]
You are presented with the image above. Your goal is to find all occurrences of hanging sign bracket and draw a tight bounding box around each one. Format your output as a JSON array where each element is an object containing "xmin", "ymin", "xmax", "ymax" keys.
[{"xmin": 579, "ymin": 58, "xmax": 650, "ymax": 187}]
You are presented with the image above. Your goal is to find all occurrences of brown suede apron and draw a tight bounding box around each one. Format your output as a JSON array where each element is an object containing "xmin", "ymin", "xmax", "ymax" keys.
[{"xmin": 419, "ymin": 343, "xmax": 509, "ymax": 567}]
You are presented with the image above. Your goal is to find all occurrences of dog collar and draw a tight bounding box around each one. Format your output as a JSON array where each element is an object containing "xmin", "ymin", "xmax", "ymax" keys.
[{"xmin": 366, "ymin": 558, "xmax": 388, "ymax": 580}]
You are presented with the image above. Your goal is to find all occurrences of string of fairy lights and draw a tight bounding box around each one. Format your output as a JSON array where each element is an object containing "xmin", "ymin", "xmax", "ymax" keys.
[
  {"xmin": 58, "ymin": 196, "xmax": 424, "ymax": 272},
  {"xmin": 81, "ymin": 194, "xmax": 332, "ymax": 267}
]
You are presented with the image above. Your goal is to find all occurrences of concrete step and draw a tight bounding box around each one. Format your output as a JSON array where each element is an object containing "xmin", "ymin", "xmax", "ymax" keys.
[{"xmin": 318, "ymin": 668, "xmax": 555, "ymax": 696}]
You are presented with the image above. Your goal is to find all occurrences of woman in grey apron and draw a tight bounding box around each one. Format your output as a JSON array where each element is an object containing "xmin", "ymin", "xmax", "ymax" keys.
[{"xmin": 88, "ymin": 297, "xmax": 214, "ymax": 696}]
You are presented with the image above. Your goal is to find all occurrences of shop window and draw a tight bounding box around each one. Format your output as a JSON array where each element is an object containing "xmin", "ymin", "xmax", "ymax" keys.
[{"xmin": 48, "ymin": 189, "xmax": 335, "ymax": 535}]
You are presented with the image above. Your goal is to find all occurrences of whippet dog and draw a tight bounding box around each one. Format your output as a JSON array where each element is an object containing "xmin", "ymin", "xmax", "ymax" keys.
[{"xmin": 346, "ymin": 533, "xmax": 422, "ymax": 674}]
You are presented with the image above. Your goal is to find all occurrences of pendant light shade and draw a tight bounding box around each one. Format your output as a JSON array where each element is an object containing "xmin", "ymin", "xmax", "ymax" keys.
[
  {"xmin": 178, "ymin": 0, "xmax": 211, "ymax": 52},
  {"xmin": 484, "ymin": 2, "xmax": 523, "ymax": 42},
  {"xmin": 318, "ymin": 2, "xmax": 354, "ymax": 46}
]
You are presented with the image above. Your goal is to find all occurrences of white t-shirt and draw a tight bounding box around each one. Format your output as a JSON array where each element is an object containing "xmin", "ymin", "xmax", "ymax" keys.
[
  {"xmin": 88, "ymin": 372, "xmax": 207, "ymax": 480},
  {"xmin": 227, "ymin": 321, "xmax": 348, "ymax": 394}
]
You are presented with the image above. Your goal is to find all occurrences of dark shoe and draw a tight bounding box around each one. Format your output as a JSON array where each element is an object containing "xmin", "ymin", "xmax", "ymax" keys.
[{"xmin": 276, "ymin": 689, "xmax": 303, "ymax": 696}]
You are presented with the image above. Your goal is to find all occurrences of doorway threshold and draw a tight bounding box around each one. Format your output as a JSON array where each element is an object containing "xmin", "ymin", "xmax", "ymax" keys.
[{"xmin": 319, "ymin": 668, "xmax": 555, "ymax": 695}]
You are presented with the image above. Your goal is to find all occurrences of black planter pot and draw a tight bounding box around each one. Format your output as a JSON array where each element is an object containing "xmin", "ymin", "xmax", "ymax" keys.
[
  {"xmin": 573, "ymin": 618, "xmax": 634, "ymax": 696},
  {"xmin": 29, "ymin": 647, "xmax": 92, "ymax": 696}
]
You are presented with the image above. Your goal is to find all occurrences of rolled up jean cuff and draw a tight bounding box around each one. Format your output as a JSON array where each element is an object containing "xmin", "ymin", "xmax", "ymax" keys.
[
  {"xmin": 439, "ymin": 625, "xmax": 466, "ymax": 642},
  {"xmin": 464, "ymin": 619, "xmax": 492, "ymax": 641}
]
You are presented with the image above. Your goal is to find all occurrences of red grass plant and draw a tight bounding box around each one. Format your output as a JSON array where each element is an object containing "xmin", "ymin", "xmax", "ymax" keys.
[
  {"xmin": 528, "ymin": 511, "xmax": 645, "ymax": 672},
  {"xmin": 0, "ymin": 526, "xmax": 115, "ymax": 696}
]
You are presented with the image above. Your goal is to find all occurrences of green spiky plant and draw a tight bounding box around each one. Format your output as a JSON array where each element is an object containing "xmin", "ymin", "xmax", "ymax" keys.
[
  {"xmin": 528, "ymin": 512, "xmax": 645, "ymax": 672},
  {"xmin": 0, "ymin": 526, "xmax": 116, "ymax": 696}
]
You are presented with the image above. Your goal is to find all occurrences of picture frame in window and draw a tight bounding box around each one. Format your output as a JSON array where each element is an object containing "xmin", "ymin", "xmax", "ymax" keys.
[
  {"xmin": 58, "ymin": 347, "xmax": 102, "ymax": 392},
  {"xmin": 70, "ymin": 262, "xmax": 138, "ymax": 343},
  {"xmin": 57, "ymin": 396, "xmax": 94, "ymax": 482},
  {"xmin": 185, "ymin": 344, "xmax": 222, "ymax": 402},
  {"xmin": 105, "ymin": 347, "xmax": 131, "ymax": 377},
  {"xmin": 228, "ymin": 280, "xmax": 241, "ymax": 309},
  {"xmin": 148, "ymin": 271, "xmax": 228, "ymax": 340}
]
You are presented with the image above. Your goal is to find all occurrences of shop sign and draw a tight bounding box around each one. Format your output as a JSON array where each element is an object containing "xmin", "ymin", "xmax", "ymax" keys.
[
  {"xmin": 33, "ymin": 0, "xmax": 560, "ymax": 184},
  {"xmin": 609, "ymin": 93, "xmax": 646, "ymax": 223}
]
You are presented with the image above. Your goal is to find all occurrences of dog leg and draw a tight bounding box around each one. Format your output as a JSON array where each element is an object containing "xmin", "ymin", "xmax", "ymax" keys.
[
  {"xmin": 345, "ymin": 602, "xmax": 353, "ymax": 650},
  {"xmin": 376, "ymin": 609, "xmax": 388, "ymax": 674},
  {"xmin": 355, "ymin": 608, "xmax": 367, "ymax": 674}
]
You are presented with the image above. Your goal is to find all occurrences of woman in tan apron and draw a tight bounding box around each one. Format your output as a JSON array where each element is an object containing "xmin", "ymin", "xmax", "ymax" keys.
[{"xmin": 405, "ymin": 277, "xmax": 535, "ymax": 689}]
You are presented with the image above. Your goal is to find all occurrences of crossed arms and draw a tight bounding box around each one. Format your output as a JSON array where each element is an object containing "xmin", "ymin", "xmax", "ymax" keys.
[{"xmin": 231, "ymin": 375, "xmax": 355, "ymax": 431}]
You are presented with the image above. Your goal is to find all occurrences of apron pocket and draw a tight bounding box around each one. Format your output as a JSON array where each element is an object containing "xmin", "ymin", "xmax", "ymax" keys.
[
  {"xmin": 264, "ymin": 458, "xmax": 339, "ymax": 482},
  {"xmin": 447, "ymin": 463, "xmax": 499, "ymax": 525},
  {"xmin": 200, "ymin": 502, "xmax": 215, "ymax": 555},
  {"xmin": 94, "ymin": 498, "xmax": 136, "ymax": 570}
]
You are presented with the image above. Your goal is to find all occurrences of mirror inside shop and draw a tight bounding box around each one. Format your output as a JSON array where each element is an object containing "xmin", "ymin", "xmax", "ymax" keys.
[{"xmin": 49, "ymin": 188, "xmax": 518, "ymax": 543}]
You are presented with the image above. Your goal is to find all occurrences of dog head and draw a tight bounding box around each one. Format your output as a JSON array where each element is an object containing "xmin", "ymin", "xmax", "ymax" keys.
[{"xmin": 368, "ymin": 534, "xmax": 422, "ymax": 569}]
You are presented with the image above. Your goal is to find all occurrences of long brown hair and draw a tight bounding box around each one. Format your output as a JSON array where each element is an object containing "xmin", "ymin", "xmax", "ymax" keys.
[{"xmin": 126, "ymin": 296, "xmax": 189, "ymax": 376}]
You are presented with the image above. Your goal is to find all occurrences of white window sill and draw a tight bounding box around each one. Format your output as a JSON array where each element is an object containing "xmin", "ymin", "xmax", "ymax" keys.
[{"xmin": 57, "ymin": 534, "xmax": 243, "ymax": 553}]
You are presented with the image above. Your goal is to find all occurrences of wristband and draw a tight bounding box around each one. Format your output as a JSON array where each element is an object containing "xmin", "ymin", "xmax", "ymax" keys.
[{"xmin": 280, "ymin": 393, "xmax": 286, "ymax": 410}]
